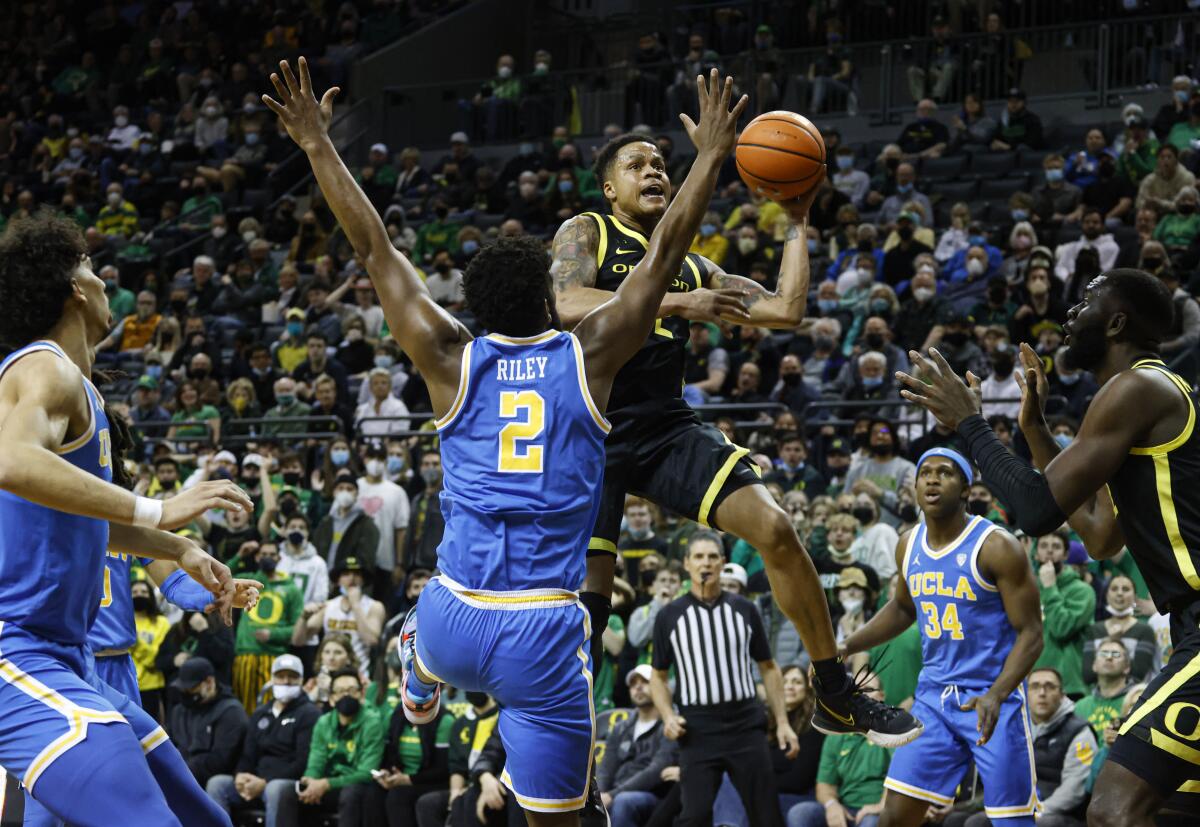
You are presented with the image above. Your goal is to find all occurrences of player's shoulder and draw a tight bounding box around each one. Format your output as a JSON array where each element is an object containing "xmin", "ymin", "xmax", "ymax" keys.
[
  {"xmin": 978, "ymin": 522, "xmax": 1028, "ymax": 570},
  {"xmin": 551, "ymin": 212, "xmax": 601, "ymax": 250},
  {"xmin": 0, "ymin": 347, "xmax": 82, "ymax": 404}
]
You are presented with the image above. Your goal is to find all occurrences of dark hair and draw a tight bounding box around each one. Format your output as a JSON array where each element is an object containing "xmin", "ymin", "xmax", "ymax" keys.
[
  {"xmin": 0, "ymin": 211, "xmax": 88, "ymax": 354},
  {"xmin": 305, "ymin": 328, "xmax": 327, "ymax": 345},
  {"xmin": 687, "ymin": 530, "xmax": 725, "ymax": 557},
  {"xmin": 1158, "ymin": 143, "xmax": 1179, "ymax": 158},
  {"xmin": 1101, "ymin": 267, "xmax": 1175, "ymax": 349},
  {"xmin": 463, "ymin": 235, "xmax": 552, "ymax": 337},
  {"xmin": 778, "ymin": 431, "xmax": 806, "ymax": 448},
  {"xmin": 130, "ymin": 577, "xmax": 160, "ymax": 616},
  {"xmin": 1030, "ymin": 665, "xmax": 1063, "ymax": 687},
  {"xmin": 329, "ymin": 667, "xmax": 362, "ymax": 689},
  {"xmin": 592, "ymin": 133, "xmax": 660, "ymax": 191},
  {"xmin": 249, "ymin": 343, "xmax": 270, "ymax": 359},
  {"xmin": 1082, "ymin": 207, "xmax": 1103, "ymax": 223}
]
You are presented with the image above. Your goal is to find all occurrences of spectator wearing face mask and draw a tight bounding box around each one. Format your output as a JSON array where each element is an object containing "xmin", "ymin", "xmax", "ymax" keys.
[
  {"xmin": 97, "ymin": 290, "xmax": 161, "ymax": 354},
  {"xmin": 504, "ymin": 170, "xmax": 551, "ymax": 232},
  {"xmin": 403, "ymin": 451, "xmax": 445, "ymax": 573},
  {"xmin": 766, "ymin": 433, "xmax": 826, "ymax": 495},
  {"xmin": 946, "ymin": 237, "xmax": 1002, "ymax": 284},
  {"xmin": 424, "ymin": 248, "xmax": 465, "ymax": 310},
  {"xmin": 261, "ymin": 377, "xmax": 309, "ymax": 437},
  {"xmin": 619, "ymin": 497, "xmax": 669, "ymax": 583},
  {"xmin": 686, "ymin": 209, "xmax": 730, "ymax": 267},
  {"xmin": 168, "ymin": 657, "xmax": 250, "ymax": 788},
  {"xmin": 1165, "ymin": 88, "xmax": 1200, "ymax": 154},
  {"xmin": 314, "ymin": 470, "xmax": 381, "ymax": 579},
  {"xmin": 207, "ymin": 654, "xmax": 321, "ymax": 827},
  {"xmin": 1075, "ymin": 152, "xmax": 1135, "ymax": 229},
  {"xmin": 1012, "ymin": 265, "xmax": 1068, "ymax": 347},
  {"xmin": 727, "ymin": 226, "xmax": 778, "ymax": 276},
  {"xmin": 1047, "ymin": 347, "xmax": 1099, "ymax": 422},
  {"xmin": 878, "ymin": 163, "xmax": 932, "ymax": 227},
  {"xmin": 355, "ymin": 368, "xmax": 411, "ymax": 438},
  {"xmin": 832, "ymin": 146, "xmax": 870, "ymax": 208},
  {"xmin": 970, "ymin": 276, "xmax": 1019, "ymax": 339},
  {"xmin": 844, "ymin": 494, "xmax": 898, "ymax": 581},
  {"xmin": 181, "ymin": 176, "xmax": 225, "ymax": 233},
  {"xmin": 1080, "ymin": 575, "xmax": 1157, "ymax": 688},
  {"xmin": 271, "ymin": 508, "xmax": 329, "ymax": 619},
  {"xmin": 980, "ymin": 344, "xmax": 1021, "ymax": 419},
  {"xmin": 1033, "ymin": 154, "xmax": 1083, "ymax": 228},
  {"xmin": 95, "ymin": 181, "xmax": 139, "ymax": 237},
  {"xmin": 999, "ymin": 219, "xmax": 1039, "ymax": 284},
  {"xmin": 1154, "ymin": 186, "xmax": 1200, "ymax": 253},
  {"xmin": 357, "ymin": 445, "xmax": 410, "ymax": 594},
  {"xmin": 841, "ymin": 419, "xmax": 915, "ymax": 515},
  {"xmin": 1153, "ymin": 263, "xmax": 1200, "ymax": 363},
  {"xmin": 893, "ymin": 269, "xmax": 950, "ymax": 353},
  {"xmin": 881, "ymin": 211, "xmax": 932, "ymax": 288},
  {"xmin": 231, "ymin": 543, "xmax": 303, "ymax": 713}
]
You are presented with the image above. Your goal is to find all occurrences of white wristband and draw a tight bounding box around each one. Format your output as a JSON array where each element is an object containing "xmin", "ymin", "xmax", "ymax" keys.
[{"xmin": 132, "ymin": 496, "xmax": 163, "ymax": 529}]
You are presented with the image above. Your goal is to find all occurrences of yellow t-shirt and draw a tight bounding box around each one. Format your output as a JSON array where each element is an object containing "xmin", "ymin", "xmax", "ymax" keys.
[{"xmin": 133, "ymin": 614, "xmax": 171, "ymax": 691}]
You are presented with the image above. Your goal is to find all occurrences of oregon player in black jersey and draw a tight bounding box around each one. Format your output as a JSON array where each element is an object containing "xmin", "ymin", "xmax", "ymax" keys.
[
  {"xmin": 896, "ymin": 268, "xmax": 1200, "ymax": 826},
  {"xmin": 552, "ymin": 128, "xmax": 923, "ymax": 747}
]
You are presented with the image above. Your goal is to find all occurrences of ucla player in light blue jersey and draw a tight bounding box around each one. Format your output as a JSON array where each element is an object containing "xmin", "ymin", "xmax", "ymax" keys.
[
  {"xmin": 840, "ymin": 449, "xmax": 1045, "ymax": 827},
  {"xmin": 91, "ymin": 550, "xmax": 218, "ymax": 703},
  {"xmin": 0, "ymin": 212, "xmax": 258, "ymax": 826},
  {"xmin": 264, "ymin": 58, "xmax": 751, "ymax": 825}
]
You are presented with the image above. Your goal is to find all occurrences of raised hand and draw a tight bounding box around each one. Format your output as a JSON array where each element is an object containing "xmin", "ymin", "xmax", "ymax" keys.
[
  {"xmin": 1013, "ymin": 341, "xmax": 1049, "ymax": 434},
  {"xmin": 679, "ymin": 68, "xmax": 749, "ymax": 160},
  {"xmin": 160, "ymin": 480, "xmax": 253, "ymax": 530},
  {"xmin": 895, "ymin": 349, "xmax": 983, "ymax": 430},
  {"xmin": 262, "ymin": 57, "xmax": 340, "ymax": 153}
]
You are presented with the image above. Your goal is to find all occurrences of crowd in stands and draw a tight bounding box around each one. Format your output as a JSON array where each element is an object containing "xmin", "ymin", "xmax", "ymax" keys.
[{"xmin": 3, "ymin": 2, "xmax": 1200, "ymax": 826}]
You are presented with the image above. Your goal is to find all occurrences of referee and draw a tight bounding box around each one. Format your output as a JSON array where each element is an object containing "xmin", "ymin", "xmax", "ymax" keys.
[{"xmin": 651, "ymin": 531, "xmax": 799, "ymax": 827}]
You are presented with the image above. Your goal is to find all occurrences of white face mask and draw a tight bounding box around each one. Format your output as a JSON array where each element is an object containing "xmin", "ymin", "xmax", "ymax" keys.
[
  {"xmin": 966, "ymin": 258, "xmax": 985, "ymax": 276},
  {"xmin": 839, "ymin": 596, "xmax": 864, "ymax": 614},
  {"xmin": 497, "ymin": 65, "xmax": 512, "ymax": 79},
  {"xmin": 334, "ymin": 489, "xmax": 356, "ymax": 510},
  {"xmin": 211, "ymin": 226, "xmax": 226, "ymax": 239},
  {"xmin": 913, "ymin": 287, "xmax": 935, "ymax": 302},
  {"xmin": 857, "ymin": 268, "xmax": 874, "ymax": 286},
  {"xmin": 1105, "ymin": 602, "xmax": 1135, "ymax": 618},
  {"xmin": 107, "ymin": 192, "xmax": 122, "ymax": 206},
  {"xmin": 114, "ymin": 115, "xmax": 129, "ymax": 128},
  {"xmin": 273, "ymin": 684, "xmax": 302, "ymax": 703},
  {"xmin": 365, "ymin": 459, "xmax": 385, "ymax": 478},
  {"xmin": 242, "ymin": 230, "xmax": 257, "ymax": 243}
]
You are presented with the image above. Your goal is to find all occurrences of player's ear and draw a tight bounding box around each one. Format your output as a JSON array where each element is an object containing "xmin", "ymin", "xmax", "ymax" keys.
[
  {"xmin": 1108, "ymin": 310, "xmax": 1127, "ymax": 338},
  {"xmin": 602, "ymin": 179, "xmax": 616, "ymax": 202}
]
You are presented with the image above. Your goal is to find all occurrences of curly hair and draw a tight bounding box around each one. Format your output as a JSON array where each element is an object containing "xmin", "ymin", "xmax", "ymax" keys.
[
  {"xmin": 0, "ymin": 211, "xmax": 88, "ymax": 355},
  {"xmin": 462, "ymin": 236, "xmax": 553, "ymax": 337}
]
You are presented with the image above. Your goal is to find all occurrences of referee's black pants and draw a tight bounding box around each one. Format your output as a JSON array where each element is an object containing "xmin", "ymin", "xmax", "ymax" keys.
[{"xmin": 676, "ymin": 707, "xmax": 784, "ymax": 827}]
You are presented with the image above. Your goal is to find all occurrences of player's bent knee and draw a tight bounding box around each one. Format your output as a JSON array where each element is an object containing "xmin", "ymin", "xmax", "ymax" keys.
[{"xmin": 750, "ymin": 506, "xmax": 802, "ymax": 559}]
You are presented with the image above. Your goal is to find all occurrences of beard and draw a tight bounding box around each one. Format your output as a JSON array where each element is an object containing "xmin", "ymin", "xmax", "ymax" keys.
[{"xmin": 1063, "ymin": 322, "xmax": 1107, "ymax": 371}]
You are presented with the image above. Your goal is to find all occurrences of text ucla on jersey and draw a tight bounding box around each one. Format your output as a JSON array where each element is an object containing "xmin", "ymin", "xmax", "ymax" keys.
[
  {"xmin": 434, "ymin": 330, "xmax": 611, "ymax": 592},
  {"xmin": 0, "ymin": 341, "xmax": 111, "ymax": 645}
]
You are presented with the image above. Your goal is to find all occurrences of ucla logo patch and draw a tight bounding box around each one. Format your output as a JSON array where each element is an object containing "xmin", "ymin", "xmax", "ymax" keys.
[{"xmin": 956, "ymin": 553, "xmax": 966, "ymax": 567}]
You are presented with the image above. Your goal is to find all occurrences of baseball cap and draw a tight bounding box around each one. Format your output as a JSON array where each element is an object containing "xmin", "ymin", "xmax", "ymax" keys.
[
  {"xmin": 827, "ymin": 438, "xmax": 850, "ymax": 455},
  {"xmin": 241, "ymin": 453, "xmax": 264, "ymax": 469},
  {"xmin": 897, "ymin": 210, "xmax": 920, "ymax": 225},
  {"xmin": 625, "ymin": 664, "xmax": 653, "ymax": 687},
  {"xmin": 1067, "ymin": 541, "xmax": 1090, "ymax": 567},
  {"xmin": 720, "ymin": 563, "xmax": 748, "ymax": 588},
  {"xmin": 836, "ymin": 567, "xmax": 869, "ymax": 591},
  {"xmin": 136, "ymin": 375, "xmax": 158, "ymax": 391},
  {"xmin": 271, "ymin": 653, "xmax": 304, "ymax": 679},
  {"xmin": 286, "ymin": 307, "xmax": 305, "ymax": 320},
  {"xmin": 170, "ymin": 656, "xmax": 214, "ymax": 691},
  {"xmin": 335, "ymin": 556, "xmax": 366, "ymax": 575},
  {"xmin": 449, "ymin": 131, "xmax": 469, "ymax": 144},
  {"xmin": 370, "ymin": 142, "xmax": 388, "ymax": 155},
  {"xmin": 333, "ymin": 469, "xmax": 358, "ymax": 488},
  {"xmin": 213, "ymin": 450, "xmax": 237, "ymax": 465},
  {"xmin": 1007, "ymin": 87, "xmax": 1026, "ymax": 100}
]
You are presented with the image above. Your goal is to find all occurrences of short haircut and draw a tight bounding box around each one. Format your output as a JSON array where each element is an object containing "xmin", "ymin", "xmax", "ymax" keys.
[
  {"xmin": 687, "ymin": 530, "xmax": 725, "ymax": 557},
  {"xmin": 1030, "ymin": 666, "xmax": 1063, "ymax": 687},
  {"xmin": 329, "ymin": 667, "xmax": 362, "ymax": 688},
  {"xmin": 1158, "ymin": 143, "xmax": 1179, "ymax": 158},
  {"xmin": 778, "ymin": 431, "xmax": 806, "ymax": 448},
  {"xmin": 1101, "ymin": 267, "xmax": 1175, "ymax": 349},
  {"xmin": 592, "ymin": 134, "xmax": 659, "ymax": 188},
  {"xmin": 463, "ymin": 236, "xmax": 552, "ymax": 337},
  {"xmin": 827, "ymin": 513, "xmax": 859, "ymax": 533}
]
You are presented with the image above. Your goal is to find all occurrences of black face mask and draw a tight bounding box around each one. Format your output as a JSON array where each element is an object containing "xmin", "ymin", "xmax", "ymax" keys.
[
  {"xmin": 851, "ymin": 505, "xmax": 875, "ymax": 524},
  {"xmin": 869, "ymin": 442, "xmax": 892, "ymax": 457},
  {"xmin": 992, "ymin": 356, "xmax": 1014, "ymax": 376},
  {"xmin": 132, "ymin": 596, "xmax": 154, "ymax": 613},
  {"xmin": 865, "ymin": 332, "xmax": 885, "ymax": 350},
  {"xmin": 434, "ymin": 207, "xmax": 449, "ymax": 220},
  {"xmin": 1099, "ymin": 162, "xmax": 1115, "ymax": 179},
  {"xmin": 897, "ymin": 226, "xmax": 914, "ymax": 241},
  {"xmin": 259, "ymin": 558, "xmax": 278, "ymax": 574},
  {"xmin": 898, "ymin": 503, "xmax": 918, "ymax": 522},
  {"xmin": 1142, "ymin": 257, "xmax": 1163, "ymax": 271},
  {"xmin": 966, "ymin": 499, "xmax": 991, "ymax": 516},
  {"xmin": 335, "ymin": 696, "xmax": 361, "ymax": 717},
  {"xmin": 885, "ymin": 157, "xmax": 900, "ymax": 172},
  {"xmin": 170, "ymin": 299, "xmax": 187, "ymax": 315},
  {"xmin": 943, "ymin": 331, "xmax": 968, "ymax": 347},
  {"xmin": 434, "ymin": 262, "xmax": 451, "ymax": 274},
  {"xmin": 180, "ymin": 690, "xmax": 205, "ymax": 709},
  {"xmin": 781, "ymin": 373, "xmax": 801, "ymax": 386},
  {"xmin": 279, "ymin": 496, "xmax": 299, "ymax": 515},
  {"xmin": 640, "ymin": 568, "xmax": 659, "ymax": 587},
  {"xmin": 1180, "ymin": 204, "xmax": 1197, "ymax": 216},
  {"xmin": 465, "ymin": 691, "xmax": 490, "ymax": 707},
  {"xmin": 857, "ymin": 239, "xmax": 873, "ymax": 253},
  {"xmin": 988, "ymin": 286, "xmax": 1007, "ymax": 304},
  {"xmin": 281, "ymin": 471, "xmax": 301, "ymax": 487},
  {"xmin": 852, "ymin": 432, "xmax": 869, "ymax": 449}
]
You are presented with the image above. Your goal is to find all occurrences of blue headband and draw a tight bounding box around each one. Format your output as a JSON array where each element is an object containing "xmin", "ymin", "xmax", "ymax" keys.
[{"xmin": 916, "ymin": 447, "xmax": 974, "ymax": 484}]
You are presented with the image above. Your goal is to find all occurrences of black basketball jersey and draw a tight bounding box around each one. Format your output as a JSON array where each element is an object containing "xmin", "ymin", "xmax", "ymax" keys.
[
  {"xmin": 581, "ymin": 211, "xmax": 708, "ymax": 411},
  {"xmin": 1108, "ymin": 358, "xmax": 1200, "ymax": 613}
]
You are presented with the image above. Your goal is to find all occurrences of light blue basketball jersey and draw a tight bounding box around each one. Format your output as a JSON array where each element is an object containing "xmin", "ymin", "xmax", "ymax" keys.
[
  {"xmin": 903, "ymin": 515, "xmax": 1015, "ymax": 687},
  {"xmin": 435, "ymin": 330, "xmax": 610, "ymax": 592},
  {"xmin": 90, "ymin": 551, "xmax": 154, "ymax": 651},
  {"xmin": 0, "ymin": 341, "xmax": 112, "ymax": 645}
]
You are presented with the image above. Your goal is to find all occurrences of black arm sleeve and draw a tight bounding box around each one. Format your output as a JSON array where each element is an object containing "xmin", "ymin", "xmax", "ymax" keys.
[{"xmin": 957, "ymin": 414, "xmax": 1067, "ymax": 536}]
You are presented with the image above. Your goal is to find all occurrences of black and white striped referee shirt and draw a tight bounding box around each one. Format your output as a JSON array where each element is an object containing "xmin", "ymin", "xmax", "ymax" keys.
[{"xmin": 651, "ymin": 591, "xmax": 772, "ymax": 709}]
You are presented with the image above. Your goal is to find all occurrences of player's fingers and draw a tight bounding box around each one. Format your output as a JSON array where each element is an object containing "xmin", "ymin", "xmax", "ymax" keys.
[
  {"xmin": 966, "ymin": 371, "xmax": 982, "ymax": 391},
  {"xmin": 320, "ymin": 87, "xmax": 340, "ymax": 113},
  {"xmin": 899, "ymin": 388, "xmax": 931, "ymax": 406},
  {"xmin": 720, "ymin": 73, "xmax": 733, "ymax": 110},
  {"xmin": 929, "ymin": 348, "xmax": 960, "ymax": 380},
  {"xmin": 269, "ymin": 72, "xmax": 288, "ymax": 101},
  {"xmin": 894, "ymin": 370, "xmax": 929, "ymax": 391},
  {"xmin": 731, "ymin": 93, "xmax": 750, "ymax": 121},
  {"xmin": 261, "ymin": 95, "xmax": 286, "ymax": 119},
  {"xmin": 1014, "ymin": 369, "xmax": 1027, "ymax": 393},
  {"xmin": 907, "ymin": 349, "xmax": 937, "ymax": 378},
  {"xmin": 678, "ymin": 113, "xmax": 697, "ymax": 135},
  {"xmin": 280, "ymin": 60, "xmax": 301, "ymax": 97},
  {"xmin": 298, "ymin": 55, "xmax": 312, "ymax": 95},
  {"xmin": 695, "ymin": 74, "xmax": 707, "ymax": 107}
]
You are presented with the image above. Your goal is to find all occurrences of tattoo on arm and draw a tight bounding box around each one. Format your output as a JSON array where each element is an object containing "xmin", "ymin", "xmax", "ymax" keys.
[
  {"xmin": 550, "ymin": 217, "xmax": 599, "ymax": 294},
  {"xmin": 785, "ymin": 224, "xmax": 801, "ymax": 241},
  {"xmin": 711, "ymin": 269, "xmax": 770, "ymax": 308}
]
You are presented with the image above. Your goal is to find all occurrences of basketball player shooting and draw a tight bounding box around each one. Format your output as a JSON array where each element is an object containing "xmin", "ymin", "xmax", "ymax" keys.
[
  {"xmin": 551, "ymin": 107, "xmax": 922, "ymax": 743},
  {"xmin": 896, "ymin": 269, "xmax": 1200, "ymax": 826}
]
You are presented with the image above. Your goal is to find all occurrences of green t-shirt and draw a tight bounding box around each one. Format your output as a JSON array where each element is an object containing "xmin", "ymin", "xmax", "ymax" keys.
[
  {"xmin": 366, "ymin": 680, "xmax": 400, "ymax": 715},
  {"xmin": 593, "ymin": 615, "xmax": 625, "ymax": 714},
  {"xmin": 868, "ymin": 623, "xmax": 923, "ymax": 707},
  {"xmin": 816, "ymin": 734, "xmax": 893, "ymax": 808},
  {"xmin": 1073, "ymin": 691, "xmax": 1127, "ymax": 739},
  {"xmin": 398, "ymin": 712, "xmax": 456, "ymax": 775},
  {"xmin": 172, "ymin": 405, "xmax": 220, "ymax": 439},
  {"xmin": 731, "ymin": 539, "xmax": 766, "ymax": 582},
  {"xmin": 108, "ymin": 286, "xmax": 136, "ymax": 321},
  {"xmin": 234, "ymin": 571, "xmax": 303, "ymax": 656},
  {"xmin": 1166, "ymin": 120, "xmax": 1200, "ymax": 153}
]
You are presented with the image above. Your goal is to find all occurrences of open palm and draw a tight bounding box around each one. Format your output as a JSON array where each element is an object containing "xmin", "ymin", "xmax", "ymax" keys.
[{"xmin": 262, "ymin": 56, "xmax": 340, "ymax": 153}]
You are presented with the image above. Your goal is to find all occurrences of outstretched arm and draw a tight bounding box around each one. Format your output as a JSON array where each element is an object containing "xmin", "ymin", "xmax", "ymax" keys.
[
  {"xmin": 0, "ymin": 353, "xmax": 250, "ymax": 530},
  {"xmin": 263, "ymin": 58, "xmax": 468, "ymax": 413},
  {"xmin": 576, "ymin": 69, "xmax": 748, "ymax": 408},
  {"xmin": 703, "ymin": 179, "xmax": 822, "ymax": 329},
  {"xmin": 960, "ymin": 530, "xmax": 1043, "ymax": 745},
  {"xmin": 842, "ymin": 532, "xmax": 917, "ymax": 656},
  {"xmin": 1013, "ymin": 343, "xmax": 1124, "ymax": 558}
]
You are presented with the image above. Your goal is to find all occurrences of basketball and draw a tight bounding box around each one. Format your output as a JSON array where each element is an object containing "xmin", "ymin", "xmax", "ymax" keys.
[{"xmin": 735, "ymin": 111, "xmax": 826, "ymax": 201}]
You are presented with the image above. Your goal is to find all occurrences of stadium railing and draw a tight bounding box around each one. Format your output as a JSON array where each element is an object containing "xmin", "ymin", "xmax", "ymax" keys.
[
  {"xmin": 131, "ymin": 416, "xmax": 346, "ymax": 448},
  {"xmin": 375, "ymin": 14, "xmax": 1185, "ymax": 148}
]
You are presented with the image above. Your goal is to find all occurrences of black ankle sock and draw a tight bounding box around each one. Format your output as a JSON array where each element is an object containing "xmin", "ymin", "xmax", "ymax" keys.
[
  {"xmin": 813, "ymin": 657, "xmax": 851, "ymax": 693},
  {"xmin": 579, "ymin": 591, "xmax": 611, "ymax": 668}
]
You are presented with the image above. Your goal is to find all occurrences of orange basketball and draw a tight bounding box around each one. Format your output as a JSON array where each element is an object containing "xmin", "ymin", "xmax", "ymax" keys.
[{"xmin": 736, "ymin": 111, "xmax": 826, "ymax": 201}]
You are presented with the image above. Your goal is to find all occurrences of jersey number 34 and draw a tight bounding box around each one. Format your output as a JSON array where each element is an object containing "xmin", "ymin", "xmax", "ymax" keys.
[{"xmin": 498, "ymin": 391, "xmax": 545, "ymax": 473}]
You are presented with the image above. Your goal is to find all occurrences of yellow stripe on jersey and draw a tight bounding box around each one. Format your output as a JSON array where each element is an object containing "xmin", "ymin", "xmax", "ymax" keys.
[
  {"xmin": 1121, "ymin": 650, "xmax": 1200, "ymax": 735},
  {"xmin": 1150, "ymin": 728, "xmax": 1200, "ymax": 765},
  {"xmin": 583, "ymin": 212, "xmax": 607, "ymax": 268},
  {"xmin": 684, "ymin": 256, "xmax": 703, "ymax": 291},
  {"xmin": 434, "ymin": 341, "xmax": 474, "ymax": 430},
  {"xmin": 1152, "ymin": 453, "xmax": 1200, "ymax": 590},
  {"xmin": 140, "ymin": 727, "xmax": 169, "ymax": 754},
  {"xmin": 568, "ymin": 333, "xmax": 611, "ymax": 434},
  {"xmin": 697, "ymin": 447, "xmax": 751, "ymax": 527},
  {"xmin": 610, "ymin": 216, "xmax": 649, "ymax": 247},
  {"xmin": 588, "ymin": 537, "xmax": 617, "ymax": 554},
  {"xmin": 485, "ymin": 331, "xmax": 561, "ymax": 346},
  {"xmin": 1130, "ymin": 363, "xmax": 1195, "ymax": 456},
  {"xmin": 883, "ymin": 778, "xmax": 954, "ymax": 805}
]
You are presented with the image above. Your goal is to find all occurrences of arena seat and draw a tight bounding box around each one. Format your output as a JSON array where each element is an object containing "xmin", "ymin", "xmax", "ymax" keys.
[{"xmin": 968, "ymin": 151, "xmax": 1017, "ymax": 179}]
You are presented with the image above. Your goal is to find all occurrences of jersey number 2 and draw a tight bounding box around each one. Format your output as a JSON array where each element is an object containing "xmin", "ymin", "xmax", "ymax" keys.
[{"xmin": 498, "ymin": 391, "xmax": 545, "ymax": 473}]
